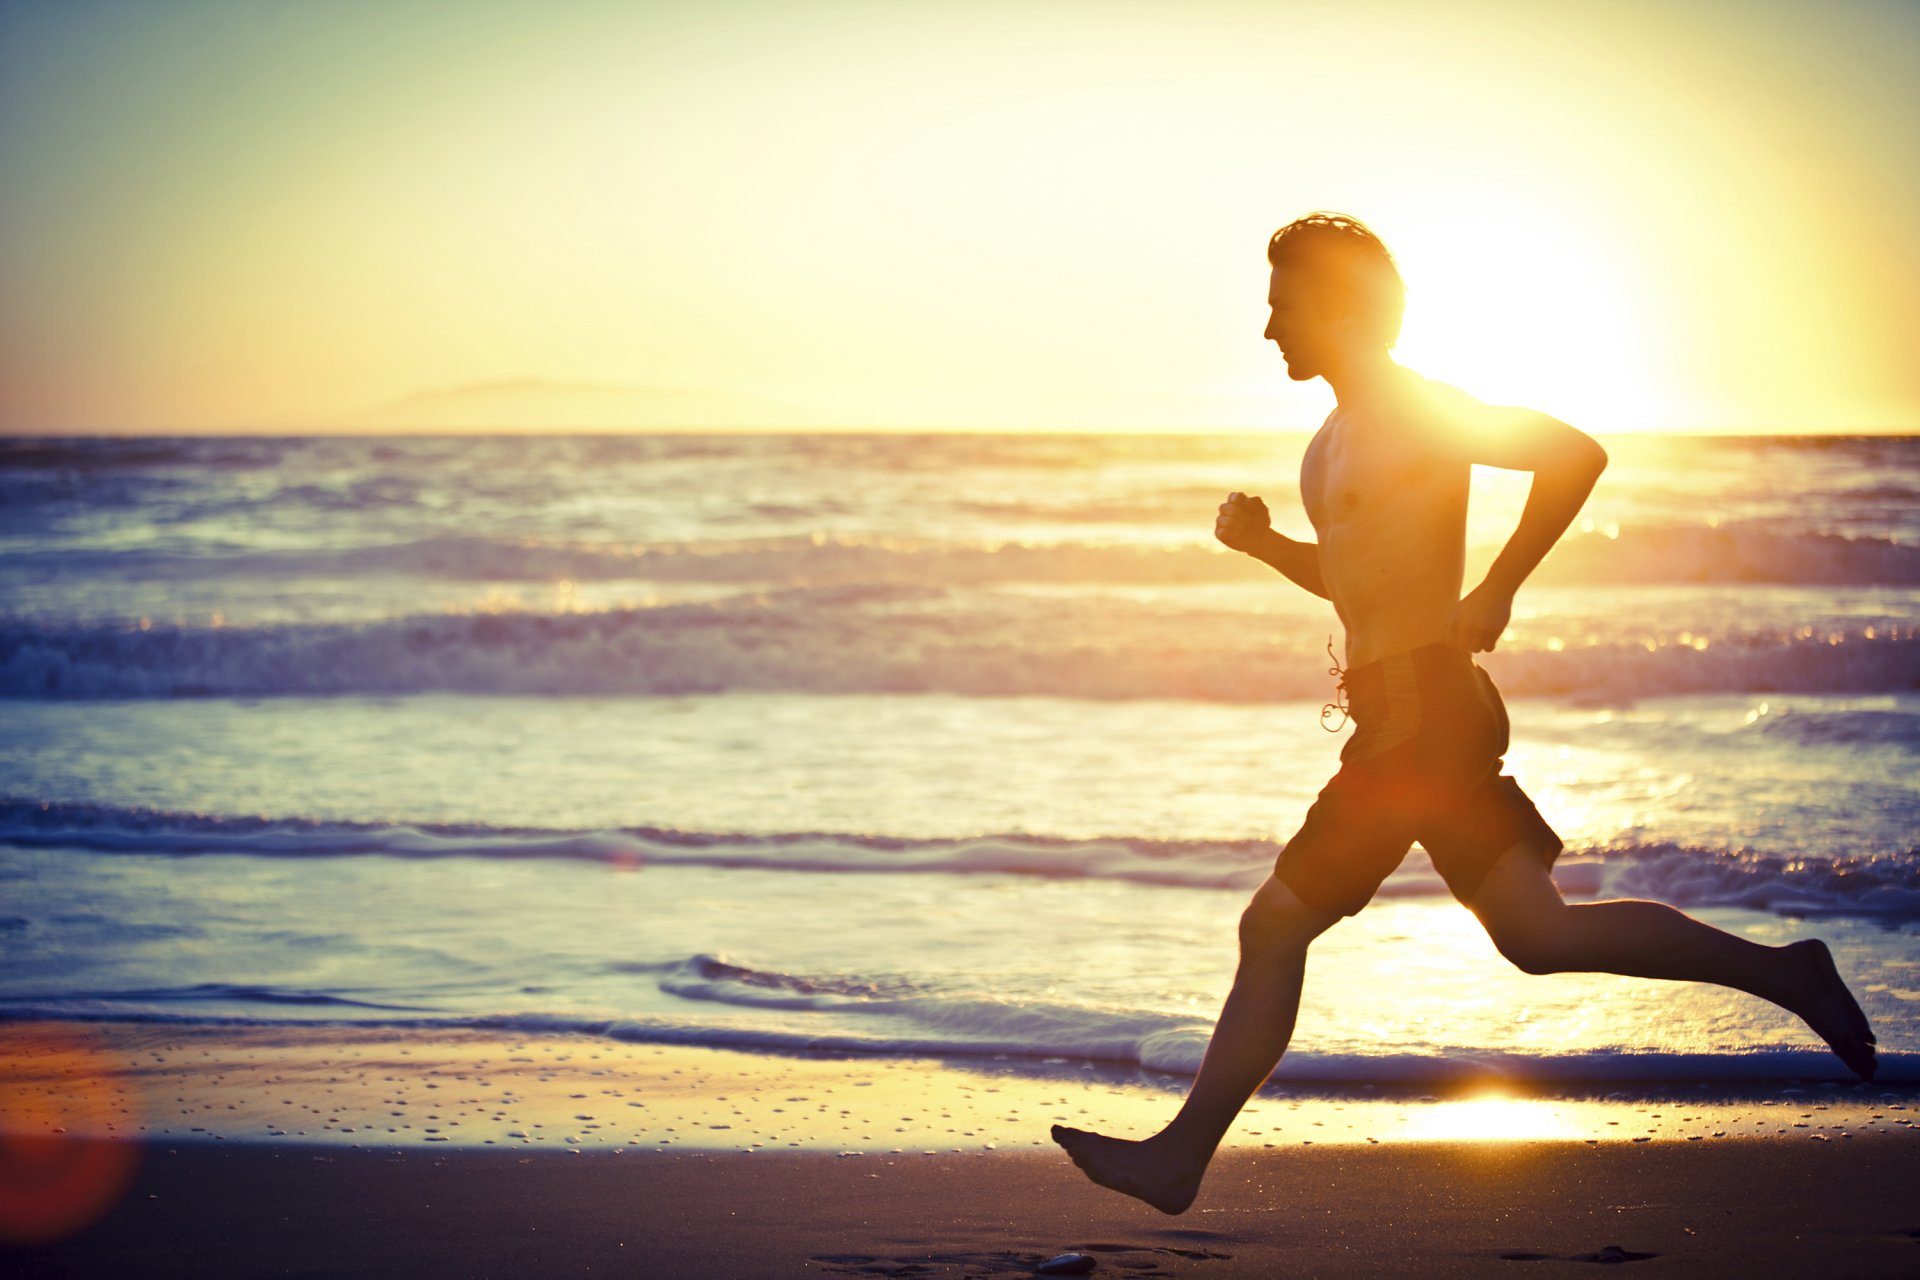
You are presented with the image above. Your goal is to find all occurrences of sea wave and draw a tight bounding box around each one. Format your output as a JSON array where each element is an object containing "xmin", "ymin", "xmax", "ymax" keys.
[
  {"xmin": 6, "ymin": 802, "xmax": 1917, "ymax": 920},
  {"xmin": 0, "ymin": 982, "xmax": 432, "ymax": 1012},
  {"xmin": 3, "ymin": 604, "xmax": 1913, "ymax": 700},
  {"xmin": 3, "ymin": 976, "xmax": 1909, "ymax": 1085},
  {"xmin": 0, "ymin": 438, "xmax": 286, "ymax": 472},
  {"xmin": 613, "ymin": 954, "xmax": 1919, "ymax": 1082},
  {"xmin": 1756, "ymin": 706, "xmax": 1920, "ymax": 751},
  {"xmin": 6, "ymin": 525, "xmax": 1918, "ymax": 588}
]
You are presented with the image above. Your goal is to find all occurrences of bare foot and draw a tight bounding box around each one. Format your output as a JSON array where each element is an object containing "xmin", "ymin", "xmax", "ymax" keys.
[
  {"xmin": 1050, "ymin": 1125, "xmax": 1205, "ymax": 1215},
  {"xmin": 1780, "ymin": 939, "xmax": 1878, "ymax": 1081}
]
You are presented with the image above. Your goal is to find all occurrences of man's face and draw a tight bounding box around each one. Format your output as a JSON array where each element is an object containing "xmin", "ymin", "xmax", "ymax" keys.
[{"xmin": 1263, "ymin": 261, "xmax": 1340, "ymax": 382}]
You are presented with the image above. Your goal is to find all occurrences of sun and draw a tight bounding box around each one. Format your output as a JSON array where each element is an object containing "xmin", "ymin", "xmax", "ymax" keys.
[{"xmin": 1388, "ymin": 205, "xmax": 1667, "ymax": 432}]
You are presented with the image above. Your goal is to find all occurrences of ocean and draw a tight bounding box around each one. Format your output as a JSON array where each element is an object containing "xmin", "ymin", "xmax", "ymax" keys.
[{"xmin": 2, "ymin": 431, "xmax": 1916, "ymax": 1087}]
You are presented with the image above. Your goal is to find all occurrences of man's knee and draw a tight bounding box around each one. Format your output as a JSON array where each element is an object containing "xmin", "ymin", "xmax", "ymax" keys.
[
  {"xmin": 1239, "ymin": 876, "xmax": 1336, "ymax": 952},
  {"xmin": 1493, "ymin": 931, "xmax": 1563, "ymax": 975},
  {"xmin": 1466, "ymin": 843, "xmax": 1569, "ymax": 974},
  {"xmin": 1481, "ymin": 914, "xmax": 1567, "ymax": 975}
]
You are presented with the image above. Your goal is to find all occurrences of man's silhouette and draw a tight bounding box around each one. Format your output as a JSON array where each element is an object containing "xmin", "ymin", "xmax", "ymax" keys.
[{"xmin": 1052, "ymin": 212, "xmax": 1878, "ymax": 1214}]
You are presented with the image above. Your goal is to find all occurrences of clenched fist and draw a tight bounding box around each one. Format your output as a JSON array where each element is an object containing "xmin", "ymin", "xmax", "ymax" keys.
[
  {"xmin": 1445, "ymin": 581, "xmax": 1514, "ymax": 653},
  {"xmin": 1215, "ymin": 491, "xmax": 1272, "ymax": 554}
]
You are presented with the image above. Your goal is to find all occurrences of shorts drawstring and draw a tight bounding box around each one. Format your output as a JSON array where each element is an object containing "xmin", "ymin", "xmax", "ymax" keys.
[{"xmin": 1319, "ymin": 634, "xmax": 1350, "ymax": 732}]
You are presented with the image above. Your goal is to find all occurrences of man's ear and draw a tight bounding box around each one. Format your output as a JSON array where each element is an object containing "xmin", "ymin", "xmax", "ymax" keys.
[{"xmin": 1322, "ymin": 304, "xmax": 1361, "ymax": 337}]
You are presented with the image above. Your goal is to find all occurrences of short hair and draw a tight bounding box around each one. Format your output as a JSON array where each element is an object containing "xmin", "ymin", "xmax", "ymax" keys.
[{"xmin": 1266, "ymin": 212, "xmax": 1405, "ymax": 347}]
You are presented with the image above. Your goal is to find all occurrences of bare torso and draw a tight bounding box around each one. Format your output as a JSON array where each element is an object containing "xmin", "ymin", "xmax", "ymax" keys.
[{"xmin": 1300, "ymin": 374, "xmax": 1473, "ymax": 670}]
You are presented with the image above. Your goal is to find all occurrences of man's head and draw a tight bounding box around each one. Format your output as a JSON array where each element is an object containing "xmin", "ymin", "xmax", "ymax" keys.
[{"xmin": 1264, "ymin": 213, "xmax": 1404, "ymax": 381}]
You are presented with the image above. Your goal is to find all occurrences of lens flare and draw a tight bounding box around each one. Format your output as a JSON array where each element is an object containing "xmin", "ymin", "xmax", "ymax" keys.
[{"xmin": 0, "ymin": 1024, "xmax": 142, "ymax": 1246}]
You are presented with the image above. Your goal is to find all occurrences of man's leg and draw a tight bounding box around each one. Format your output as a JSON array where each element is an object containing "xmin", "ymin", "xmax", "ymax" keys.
[
  {"xmin": 1468, "ymin": 845, "xmax": 1878, "ymax": 1079},
  {"xmin": 1052, "ymin": 874, "xmax": 1339, "ymax": 1214}
]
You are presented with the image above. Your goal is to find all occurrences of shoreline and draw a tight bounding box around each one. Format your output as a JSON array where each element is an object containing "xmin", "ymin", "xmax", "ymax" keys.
[
  {"xmin": 6, "ymin": 1024, "xmax": 1919, "ymax": 1275},
  {"xmin": 5, "ymin": 1022, "xmax": 1913, "ymax": 1154}
]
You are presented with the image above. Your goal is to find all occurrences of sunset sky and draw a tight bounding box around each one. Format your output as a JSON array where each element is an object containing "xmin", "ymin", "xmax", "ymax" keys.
[{"xmin": 2, "ymin": 0, "xmax": 1915, "ymax": 434}]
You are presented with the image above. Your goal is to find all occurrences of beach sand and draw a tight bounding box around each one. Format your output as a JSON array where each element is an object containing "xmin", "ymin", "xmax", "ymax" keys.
[{"xmin": 5, "ymin": 1024, "xmax": 1918, "ymax": 1277}]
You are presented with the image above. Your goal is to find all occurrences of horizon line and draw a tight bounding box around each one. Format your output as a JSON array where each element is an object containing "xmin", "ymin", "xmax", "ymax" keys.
[{"xmin": 6, "ymin": 424, "xmax": 1919, "ymax": 441}]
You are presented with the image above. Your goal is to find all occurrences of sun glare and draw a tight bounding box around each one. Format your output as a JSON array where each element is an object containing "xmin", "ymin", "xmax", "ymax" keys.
[
  {"xmin": 1400, "ymin": 1094, "xmax": 1571, "ymax": 1143},
  {"xmin": 1390, "ymin": 206, "xmax": 1660, "ymax": 431}
]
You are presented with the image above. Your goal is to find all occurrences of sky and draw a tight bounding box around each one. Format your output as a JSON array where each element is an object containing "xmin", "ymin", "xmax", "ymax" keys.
[{"xmin": 2, "ymin": 0, "xmax": 1916, "ymax": 434}]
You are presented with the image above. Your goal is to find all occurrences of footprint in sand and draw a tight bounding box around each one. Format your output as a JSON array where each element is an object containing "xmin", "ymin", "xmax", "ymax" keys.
[
  {"xmin": 1498, "ymin": 1243, "xmax": 1659, "ymax": 1264},
  {"xmin": 808, "ymin": 1242, "xmax": 1235, "ymax": 1276}
]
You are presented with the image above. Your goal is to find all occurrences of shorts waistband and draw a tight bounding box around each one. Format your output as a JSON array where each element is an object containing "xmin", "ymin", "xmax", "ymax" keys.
[{"xmin": 1339, "ymin": 644, "xmax": 1475, "ymax": 716}]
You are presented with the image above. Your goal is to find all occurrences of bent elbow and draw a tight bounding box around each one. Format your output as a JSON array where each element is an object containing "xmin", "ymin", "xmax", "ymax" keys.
[{"xmin": 1557, "ymin": 426, "xmax": 1606, "ymax": 481}]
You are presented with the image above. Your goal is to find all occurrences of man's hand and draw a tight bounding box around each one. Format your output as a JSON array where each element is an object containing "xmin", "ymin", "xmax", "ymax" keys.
[
  {"xmin": 1215, "ymin": 492, "xmax": 1272, "ymax": 555},
  {"xmin": 1218, "ymin": 493, "xmax": 1330, "ymax": 599},
  {"xmin": 1447, "ymin": 582, "xmax": 1513, "ymax": 653}
]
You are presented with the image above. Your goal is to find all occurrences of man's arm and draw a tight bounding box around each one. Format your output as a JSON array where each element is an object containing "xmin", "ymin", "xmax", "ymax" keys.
[
  {"xmin": 1216, "ymin": 492, "xmax": 1330, "ymax": 599},
  {"xmin": 1442, "ymin": 410, "xmax": 1607, "ymax": 652}
]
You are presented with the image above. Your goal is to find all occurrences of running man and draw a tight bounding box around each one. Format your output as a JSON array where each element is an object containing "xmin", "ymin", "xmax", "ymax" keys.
[{"xmin": 1052, "ymin": 212, "xmax": 1878, "ymax": 1215}]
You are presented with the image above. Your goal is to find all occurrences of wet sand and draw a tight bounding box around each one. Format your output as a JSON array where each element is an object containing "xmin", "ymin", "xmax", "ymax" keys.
[
  {"xmin": 7, "ymin": 1023, "xmax": 1912, "ymax": 1153},
  {"xmin": 5, "ymin": 1024, "xmax": 1919, "ymax": 1276},
  {"xmin": 8, "ymin": 1139, "xmax": 1920, "ymax": 1278}
]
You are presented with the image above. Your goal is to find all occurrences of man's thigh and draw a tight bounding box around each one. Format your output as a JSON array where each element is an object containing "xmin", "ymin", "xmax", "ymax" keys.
[
  {"xmin": 1422, "ymin": 773, "xmax": 1564, "ymax": 906},
  {"xmin": 1458, "ymin": 840, "xmax": 1565, "ymax": 921},
  {"xmin": 1273, "ymin": 775, "xmax": 1417, "ymax": 918}
]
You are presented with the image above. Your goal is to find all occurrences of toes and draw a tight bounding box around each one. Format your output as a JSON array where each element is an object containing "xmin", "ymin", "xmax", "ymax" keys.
[{"xmin": 1839, "ymin": 1040, "xmax": 1877, "ymax": 1081}]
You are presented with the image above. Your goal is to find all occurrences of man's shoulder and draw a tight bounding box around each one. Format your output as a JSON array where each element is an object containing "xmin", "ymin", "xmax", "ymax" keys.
[
  {"xmin": 1377, "ymin": 371, "xmax": 1491, "ymax": 458},
  {"xmin": 1302, "ymin": 405, "xmax": 1343, "ymax": 458},
  {"xmin": 1395, "ymin": 371, "xmax": 1490, "ymax": 423},
  {"xmin": 1386, "ymin": 369, "xmax": 1590, "ymax": 471}
]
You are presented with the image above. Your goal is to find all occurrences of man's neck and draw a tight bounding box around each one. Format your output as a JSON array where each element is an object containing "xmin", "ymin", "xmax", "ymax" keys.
[{"xmin": 1324, "ymin": 350, "xmax": 1404, "ymax": 410}]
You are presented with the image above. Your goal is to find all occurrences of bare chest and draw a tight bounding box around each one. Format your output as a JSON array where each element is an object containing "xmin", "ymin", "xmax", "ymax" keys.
[{"xmin": 1300, "ymin": 417, "xmax": 1440, "ymax": 535}]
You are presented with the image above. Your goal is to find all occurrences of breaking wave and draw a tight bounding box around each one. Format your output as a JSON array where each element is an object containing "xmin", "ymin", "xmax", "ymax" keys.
[
  {"xmin": 7, "ymin": 525, "xmax": 1918, "ymax": 588},
  {"xmin": 6, "ymin": 802, "xmax": 1917, "ymax": 920},
  {"xmin": 4, "ymin": 957, "xmax": 1910, "ymax": 1085},
  {"xmin": 3, "ymin": 605, "xmax": 1914, "ymax": 700}
]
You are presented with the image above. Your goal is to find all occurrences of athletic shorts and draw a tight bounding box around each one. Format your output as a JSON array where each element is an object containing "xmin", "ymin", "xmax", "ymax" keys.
[{"xmin": 1274, "ymin": 643, "xmax": 1561, "ymax": 916}]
